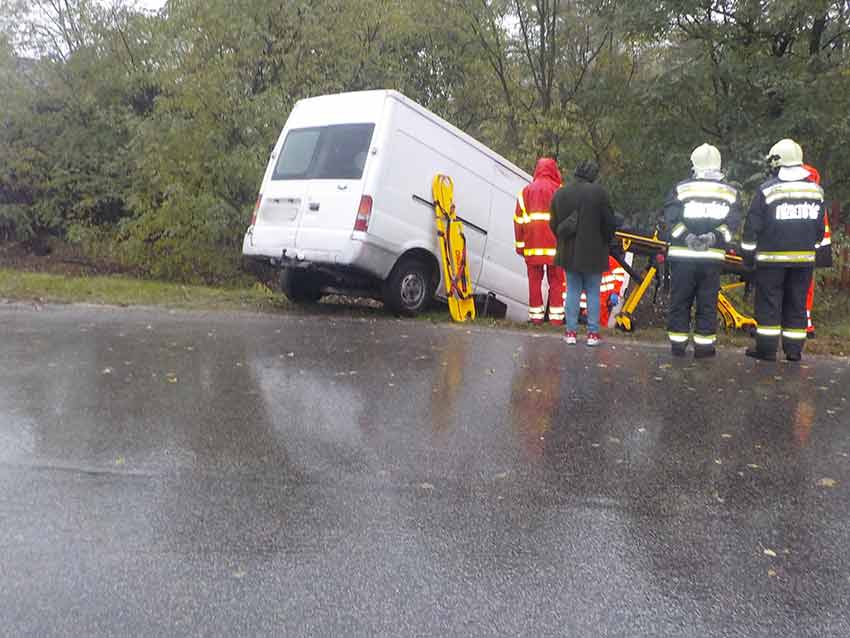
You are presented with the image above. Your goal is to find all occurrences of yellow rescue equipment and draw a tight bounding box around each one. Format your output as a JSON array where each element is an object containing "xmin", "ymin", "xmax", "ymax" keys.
[{"xmin": 432, "ymin": 174, "xmax": 476, "ymax": 322}]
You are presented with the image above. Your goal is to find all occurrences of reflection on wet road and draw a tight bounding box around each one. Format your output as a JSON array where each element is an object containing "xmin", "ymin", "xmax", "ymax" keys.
[{"xmin": 1, "ymin": 305, "xmax": 849, "ymax": 637}]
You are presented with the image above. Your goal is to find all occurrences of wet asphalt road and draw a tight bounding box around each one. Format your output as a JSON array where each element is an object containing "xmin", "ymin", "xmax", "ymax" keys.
[{"xmin": 1, "ymin": 304, "xmax": 849, "ymax": 637}]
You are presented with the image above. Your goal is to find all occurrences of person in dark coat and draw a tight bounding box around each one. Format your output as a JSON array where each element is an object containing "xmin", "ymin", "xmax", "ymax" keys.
[{"xmin": 549, "ymin": 160, "xmax": 617, "ymax": 346}]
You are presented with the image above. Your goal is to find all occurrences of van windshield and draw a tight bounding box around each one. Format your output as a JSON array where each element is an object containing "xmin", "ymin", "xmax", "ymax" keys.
[{"xmin": 272, "ymin": 123, "xmax": 375, "ymax": 181}]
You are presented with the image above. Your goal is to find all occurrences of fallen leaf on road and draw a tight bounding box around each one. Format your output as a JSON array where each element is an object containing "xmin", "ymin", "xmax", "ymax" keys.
[
  {"xmin": 608, "ymin": 437, "xmax": 621, "ymax": 444},
  {"xmin": 232, "ymin": 570, "xmax": 246, "ymax": 579},
  {"xmin": 763, "ymin": 549, "xmax": 777, "ymax": 557},
  {"xmin": 747, "ymin": 464, "xmax": 762, "ymax": 470},
  {"xmin": 817, "ymin": 478, "xmax": 838, "ymax": 488},
  {"xmin": 637, "ymin": 428, "xmax": 646, "ymax": 433},
  {"xmin": 768, "ymin": 569, "xmax": 777, "ymax": 578},
  {"xmin": 715, "ymin": 459, "xmax": 723, "ymax": 465},
  {"xmin": 417, "ymin": 482, "xmax": 434, "ymax": 491},
  {"xmin": 721, "ymin": 433, "xmax": 733, "ymax": 439},
  {"xmin": 102, "ymin": 368, "xmax": 113, "ymax": 375},
  {"xmin": 494, "ymin": 472, "xmax": 509, "ymax": 480},
  {"xmin": 115, "ymin": 456, "xmax": 125, "ymax": 466}
]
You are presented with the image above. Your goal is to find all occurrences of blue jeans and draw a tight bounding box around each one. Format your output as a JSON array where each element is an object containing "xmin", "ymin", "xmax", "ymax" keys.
[{"xmin": 566, "ymin": 271, "xmax": 602, "ymax": 333}]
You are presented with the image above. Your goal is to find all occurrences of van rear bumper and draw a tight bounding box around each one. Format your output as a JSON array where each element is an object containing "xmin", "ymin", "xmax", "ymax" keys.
[{"xmin": 241, "ymin": 229, "xmax": 397, "ymax": 279}]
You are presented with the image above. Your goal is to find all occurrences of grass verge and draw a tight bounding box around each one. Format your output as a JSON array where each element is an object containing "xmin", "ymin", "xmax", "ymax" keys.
[
  {"xmin": 0, "ymin": 268, "xmax": 847, "ymax": 356},
  {"xmin": 0, "ymin": 269, "xmax": 290, "ymax": 313}
]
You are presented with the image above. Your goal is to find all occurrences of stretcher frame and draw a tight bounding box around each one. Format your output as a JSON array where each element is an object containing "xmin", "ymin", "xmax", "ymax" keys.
[{"xmin": 611, "ymin": 229, "xmax": 756, "ymax": 333}]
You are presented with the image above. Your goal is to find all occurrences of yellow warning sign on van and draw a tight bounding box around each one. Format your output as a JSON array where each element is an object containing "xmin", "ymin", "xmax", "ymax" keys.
[{"xmin": 432, "ymin": 174, "xmax": 476, "ymax": 322}]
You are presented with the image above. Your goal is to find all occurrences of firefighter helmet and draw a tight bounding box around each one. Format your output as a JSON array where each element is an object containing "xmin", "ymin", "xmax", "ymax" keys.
[
  {"xmin": 767, "ymin": 138, "xmax": 804, "ymax": 168},
  {"xmin": 690, "ymin": 144, "xmax": 722, "ymax": 173}
]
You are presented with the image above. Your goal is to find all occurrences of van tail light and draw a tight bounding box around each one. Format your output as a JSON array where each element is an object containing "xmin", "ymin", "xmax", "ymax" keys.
[
  {"xmin": 354, "ymin": 195, "xmax": 373, "ymax": 232},
  {"xmin": 250, "ymin": 194, "xmax": 262, "ymax": 226}
]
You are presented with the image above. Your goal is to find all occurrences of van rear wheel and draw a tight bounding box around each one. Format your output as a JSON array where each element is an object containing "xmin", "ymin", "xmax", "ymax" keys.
[
  {"xmin": 383, "ymin": 258, "xmax": 434, "ymax": 316},
  {"xmin": 280, "ymin": 268, "xmax": 323, "ymax": 304}
]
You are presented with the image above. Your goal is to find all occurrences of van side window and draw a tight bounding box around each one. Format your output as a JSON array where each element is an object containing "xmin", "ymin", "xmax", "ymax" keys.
[{"xmin": 272, "ymin": 124, "xmax": 375, "ymax": 181}]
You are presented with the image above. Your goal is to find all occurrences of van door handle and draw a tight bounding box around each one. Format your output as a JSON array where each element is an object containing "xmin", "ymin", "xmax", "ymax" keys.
[
  {"xmin": 309, "ymin": 202, "xmax": 320, "ymax": 211},
  {"xmin": 337, "ymin": 184, "xmax": 349, "ymax": 191}
]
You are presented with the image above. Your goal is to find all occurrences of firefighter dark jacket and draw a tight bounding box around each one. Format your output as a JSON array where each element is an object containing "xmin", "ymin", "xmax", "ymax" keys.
[
  {"xmin": 549, "ymin": 176, "xmax": 617, "ymax": 273},
  {"xmin": 514, "ymin": 158, "xmax": 562, "ymax": 265},
  {"xmin": 742, "ymin": 171, "xmax": 826, "ymax": 267},
  {"xmin": 663, "ymin": 176, "xmax": 741, "ymax": 262}
]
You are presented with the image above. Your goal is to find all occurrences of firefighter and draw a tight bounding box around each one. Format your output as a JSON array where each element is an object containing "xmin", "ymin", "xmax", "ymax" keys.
[
  {"xmin": 664, "ymin": 144, "xmax": 741, "ymax": 358},
  {"xmin": 577, "ymin": 256, "xmax": 627, "ymax": 327},
  {"xmin": 800, "ymin": 163, "xmax": 833, "ymax": 338},
  {"xmin": 742, "ymin": 139, "xmax": 826, "ymax": 362},
  {"xmin": 514, "ymin": 158, "xmax": 565, "ymax": 325}
]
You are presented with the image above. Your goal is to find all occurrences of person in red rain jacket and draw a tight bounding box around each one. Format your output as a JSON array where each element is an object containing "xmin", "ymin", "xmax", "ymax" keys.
[
  {"xmin": 802, "ymin": 163, "xmax": 832, "ymax": 338},
  {"xmin": 514, "ymin": 158, "xmax": 565, "ymax": 324},
  {"xmin": 577, "ymin": 255, "xmax": 627, "ymax": 327}
]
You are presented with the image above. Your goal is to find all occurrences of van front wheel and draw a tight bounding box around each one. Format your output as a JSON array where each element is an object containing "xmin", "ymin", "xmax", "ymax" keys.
[
  {"xmin": 383, "ymin": 258, "xmax": 434, "ymax": 316},
  {"xmin": 280, "ymin": 268, "xmax": 323, "ymax": 304}
]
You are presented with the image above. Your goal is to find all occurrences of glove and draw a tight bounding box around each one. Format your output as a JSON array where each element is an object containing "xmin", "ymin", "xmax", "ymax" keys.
[
  {"xmin": 699, "ymin": 233, "xmax": 717, "ymax": 248},
  {"xmin": 685, "ymin": 233, "xmax": 703, "ymax": 251},
  {"xmin": 608, "ymin": 293, "xmax": 620, "ymax": 307}
]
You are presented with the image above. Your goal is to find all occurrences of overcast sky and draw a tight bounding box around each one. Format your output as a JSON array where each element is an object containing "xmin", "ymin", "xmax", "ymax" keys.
[{"xmin": 134, "ymin": 0, "xmax": 168, "ymax": 11}]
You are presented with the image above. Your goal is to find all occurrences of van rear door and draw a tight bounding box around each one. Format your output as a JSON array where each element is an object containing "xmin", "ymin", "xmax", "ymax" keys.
[
  {"xmin": 251, "ymin": 128, "xmax": 317, "ymax": 254},
  {"xmin": 295, "ymin": 123, "xmax": 375, "ymax": 252},
  {"xmin": 254, "ymin": 123, "xmax": 375, "ymax": 257}
]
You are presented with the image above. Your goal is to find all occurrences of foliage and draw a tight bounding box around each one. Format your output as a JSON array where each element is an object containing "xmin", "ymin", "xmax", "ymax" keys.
[{"xmin": 1, "ymin": 0, "xmax": 848, "ymax": 283}]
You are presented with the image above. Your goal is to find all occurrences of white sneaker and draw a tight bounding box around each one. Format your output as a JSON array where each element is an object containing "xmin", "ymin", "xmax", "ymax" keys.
[
  {"xmin": 564, "ymin": 331, "xmax": 577, "ymax": 345},
  {"xmin": 586, "ymin": 332, "xmax": 601, "ymax": 347}
]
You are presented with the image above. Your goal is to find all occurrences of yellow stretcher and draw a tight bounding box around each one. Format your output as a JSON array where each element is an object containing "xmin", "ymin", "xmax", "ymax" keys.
[
  {"xmin": 432, "ymin": 174, "xmax": 476, "ymax": 322},
  {"xmin": 612, "ymin": 229, "xmax": 756, "ymax": 334}
]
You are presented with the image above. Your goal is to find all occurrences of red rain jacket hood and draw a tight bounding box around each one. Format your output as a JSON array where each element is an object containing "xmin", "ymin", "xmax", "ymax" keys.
[{"xmin": 533, "ymin": 158, "xmax": 563, "ymax": 187}]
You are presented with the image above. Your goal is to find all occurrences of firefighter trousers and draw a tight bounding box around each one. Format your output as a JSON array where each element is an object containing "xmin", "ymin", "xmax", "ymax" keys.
[
  {"xmin": 527, "ymin": 263, "xmax": 565, "ymax": 325},
  {"xmin": 667, "ymin": 261, "xmax": 720, "ymax": 353},
  {"xmin": 754, "ymin": 266, "xmax": 813, "ymax": 358}
]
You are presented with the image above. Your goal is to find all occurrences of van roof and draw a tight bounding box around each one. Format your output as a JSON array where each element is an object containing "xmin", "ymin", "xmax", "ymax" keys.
[{"xmin": 294, "ymin": 90, "xmax": 532, "ymax": 183}]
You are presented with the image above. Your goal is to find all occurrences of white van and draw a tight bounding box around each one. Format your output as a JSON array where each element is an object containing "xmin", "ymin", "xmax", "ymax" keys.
[{"xmin": 242, "ymin": 90, "xmax": 532, "ymax": 320}]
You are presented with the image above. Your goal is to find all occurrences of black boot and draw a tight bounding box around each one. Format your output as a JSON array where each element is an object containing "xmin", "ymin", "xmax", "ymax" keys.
[
  {"xmin": 746, "ymin": 348, "xmax": 776, "ymax": 362},
  {"xmin": 785, "ymin": 348, "xmax": 802, "ymax": 362},
  {"xmin": 694, "ymin": 346, "xmax": 716, "ymax": 359},
  {"xmin": 671, "ymin": 344, "xmax": 687, "ymax": 357}
]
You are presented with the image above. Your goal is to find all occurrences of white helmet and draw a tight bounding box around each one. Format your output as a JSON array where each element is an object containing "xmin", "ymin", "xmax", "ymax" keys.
[
  {"xmin": 767, "ymin": 138, "xmax": 803, "ymax": 168},
  {"xmin": 691, "ymin": 144, "xmax": 722, "ymax": 173}
]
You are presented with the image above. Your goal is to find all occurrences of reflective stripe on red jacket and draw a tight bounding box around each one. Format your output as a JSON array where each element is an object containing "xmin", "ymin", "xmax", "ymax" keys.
[{"xmin": 515, "ymin": 158, "xmax": 562, "ymax": 265}]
